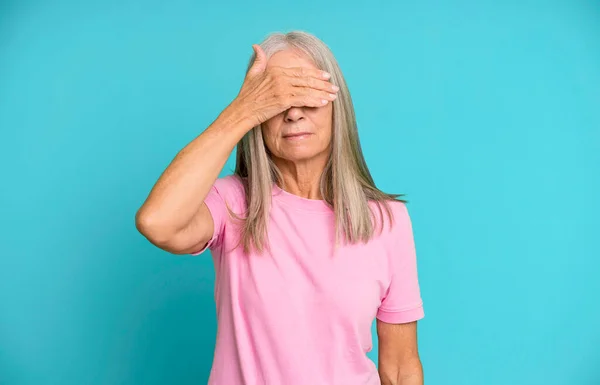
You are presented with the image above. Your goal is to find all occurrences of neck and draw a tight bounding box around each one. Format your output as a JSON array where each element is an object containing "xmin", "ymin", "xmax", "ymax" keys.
[{"xmin": 273, "ymin": 157, "xmax": 328, "ymax": 200}]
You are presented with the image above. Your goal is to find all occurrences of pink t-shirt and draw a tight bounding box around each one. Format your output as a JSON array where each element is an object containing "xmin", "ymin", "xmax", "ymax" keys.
[{"xmin": 193, "ymin": 175, "xmax": 424, "ymax": 385}]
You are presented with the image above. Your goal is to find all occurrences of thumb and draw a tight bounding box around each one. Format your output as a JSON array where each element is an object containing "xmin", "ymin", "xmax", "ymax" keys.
[{"xmin": 247, "ymin": 44, "xmax": 267, "ymax": 77}]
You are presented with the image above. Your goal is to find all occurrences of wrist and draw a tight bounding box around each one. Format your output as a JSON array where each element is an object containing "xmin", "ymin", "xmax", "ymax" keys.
[{"xmin": 220, "ymin": 98, "xmax": 258, "ymax": 133}]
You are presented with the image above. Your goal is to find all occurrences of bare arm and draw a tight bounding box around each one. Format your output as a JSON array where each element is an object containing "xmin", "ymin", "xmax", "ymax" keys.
[
  {"xmin": 135, "ymin": 105, "xmax": 252, "ymax": 254},
  {"xmin": 377, "ymin": 320, "xmax": 423, "ymax": 385},
  {"xmin": 135, "ymin": 44, "xmax": 338, "ymax": 254}
]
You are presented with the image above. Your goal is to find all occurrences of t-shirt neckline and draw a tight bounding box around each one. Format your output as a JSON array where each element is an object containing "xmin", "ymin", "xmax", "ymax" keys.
[{"xmin": 271, "ymin": 183, "xmax": 334, "ymax": 213}]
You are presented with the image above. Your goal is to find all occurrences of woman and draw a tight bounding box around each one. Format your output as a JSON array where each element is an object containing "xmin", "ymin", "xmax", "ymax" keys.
[{"xmin": 136, "ymin": 31, "xmax": 425, "ymax": 385}]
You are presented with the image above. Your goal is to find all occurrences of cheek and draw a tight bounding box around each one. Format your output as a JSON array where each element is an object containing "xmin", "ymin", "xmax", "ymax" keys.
[
  {"xmin": 315, "ymin": 103, "xmax": 333, "ymax": 124},
  {"xmin": 261, "ymin": 127, "xmax": 286, "ymax": 157},
  {"xmin": 310, "ymin": 108, "xmax": 333, "ymax": 140}
]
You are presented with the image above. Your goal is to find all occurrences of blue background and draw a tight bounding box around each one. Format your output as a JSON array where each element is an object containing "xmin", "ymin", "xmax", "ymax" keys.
[{"xmin": 1, "ymin": 0, "xmax": 599, "ymax": 384}]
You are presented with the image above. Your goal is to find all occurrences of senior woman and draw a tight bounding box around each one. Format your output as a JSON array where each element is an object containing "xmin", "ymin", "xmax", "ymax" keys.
[{"xmin": 136, "ymin": 31, "xmax": 425, "ymax": 385}]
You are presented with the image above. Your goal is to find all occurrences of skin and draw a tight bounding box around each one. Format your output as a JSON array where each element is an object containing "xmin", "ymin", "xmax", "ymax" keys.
[
  {"xmin": 261, "ymin": 49, "xmax": 334, "ymax": 199},
  {"xmin": 135, "ymin": 44, "xmax": 336, "ymax": 253},
  {"xmin": 135, "ymin": 44, "xmax": 422, "ymax": 385},
  {"xmin": 377, "ymin": 321, "xmax": 424, "ymax": 385}
]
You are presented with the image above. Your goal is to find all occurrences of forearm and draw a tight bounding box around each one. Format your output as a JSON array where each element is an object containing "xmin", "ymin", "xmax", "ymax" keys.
[
  {"xmin": 380, "ymin": 373, "xmax": 423, "ymax": 385},
  {"xmin": 379, "ymin": 359, "xmax": 423, "ymax": 385},
  {"xmin": 136, "ymin": 101, "xmax": 253, "ymax": 233},
  {"xmin": 398, "ymin": 372, "xmax": 423, "ymax": 385}
]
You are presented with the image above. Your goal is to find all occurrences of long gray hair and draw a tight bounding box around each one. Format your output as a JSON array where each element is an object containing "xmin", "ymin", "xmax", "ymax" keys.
[{"xmin": 232, "ymin": 30, "xmax": 406, "ymax": 254}]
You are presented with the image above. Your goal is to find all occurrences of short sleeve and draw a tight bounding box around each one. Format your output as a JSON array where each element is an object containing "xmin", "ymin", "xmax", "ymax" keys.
[
  {"xmin": 376, "ymin": 202, "xmax": 425, "ymax": 324},
  {"xmin": 190, "ymin": 175, "xmax": 244, "ymax": 256}
]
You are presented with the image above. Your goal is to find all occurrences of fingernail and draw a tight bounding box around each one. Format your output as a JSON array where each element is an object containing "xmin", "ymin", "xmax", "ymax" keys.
[
  {"xmin": 322, "ymin": 99, "xmax": 329, "ymax": 104},
  {"xmin": 322, "ymin": 72, "xmax": 331, "ymax": 79},
  {"xmin": 332, "ymin": 84, "xmax": 339, "ymax": 92}
]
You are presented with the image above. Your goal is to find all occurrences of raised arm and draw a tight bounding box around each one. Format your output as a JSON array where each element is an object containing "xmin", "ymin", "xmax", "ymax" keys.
[{"xmin": 135, "ymin": 44, "xmax": 338, "ymax": 254}]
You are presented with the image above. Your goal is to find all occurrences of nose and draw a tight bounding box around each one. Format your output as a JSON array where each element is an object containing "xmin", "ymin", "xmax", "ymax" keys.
[{"xmin": 284, "ymin": 107, "xmax": 305, "ymax": 123}]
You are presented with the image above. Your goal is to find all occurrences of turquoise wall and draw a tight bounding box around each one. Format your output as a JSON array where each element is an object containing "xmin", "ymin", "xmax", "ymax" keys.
[{"xmin": 1, "ymin": 0, "xmax": 599, "ymax": 384}]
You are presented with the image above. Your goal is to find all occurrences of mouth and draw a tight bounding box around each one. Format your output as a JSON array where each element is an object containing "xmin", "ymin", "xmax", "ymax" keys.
[{"xmin": 283, "ymin": 132, "xmax": 313, "ymax": 140}]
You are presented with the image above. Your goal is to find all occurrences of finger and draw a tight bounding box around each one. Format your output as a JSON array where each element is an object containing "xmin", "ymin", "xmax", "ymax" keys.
[
  {"xmin": 288, "ymin": 76, "xmax": 339, "ymax": 94},
  {"xmin": 247, "ymin": 44, "xmax": 267, "ymax": 78},
  {"xmin": 280, "ymin": 66, "xmax": 331, "ymax": 81},
  {"xmin": 288, "ymin": 89, "xmax": 338, "ymax": 108}
]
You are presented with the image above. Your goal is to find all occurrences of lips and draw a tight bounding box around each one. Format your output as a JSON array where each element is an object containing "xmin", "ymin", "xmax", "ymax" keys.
[{"xmin": 283, "ymin": 132, "xmax": 312, "ymax": 138}]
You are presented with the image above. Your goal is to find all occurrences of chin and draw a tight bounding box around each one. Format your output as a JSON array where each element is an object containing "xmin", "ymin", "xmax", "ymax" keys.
[
  {"xmin": 272, "ymin": 139, "xmax": 331, "ymax": 163},
  {"xmin": 280, "ymin": 148, "xmax": 323, "ymax": 162}
]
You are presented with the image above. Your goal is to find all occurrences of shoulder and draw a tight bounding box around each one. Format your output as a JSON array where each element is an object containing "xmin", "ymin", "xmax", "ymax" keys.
[
  {"xmin": 389, "ymin": 199, "xmax": 410, "ymax": 222},
  {"xmin": 211, "ymin": 174, "xmax": 247, "ymax": 207},
  {"xmin": 213, "ymin": 174, "xmax": 245, "ymax": 192},
  {"xmin": 388, "ymin": 200, "xmax": 412, "ymax": 233},
  {"xmin": 370, "ymin": 199, "xmax": 412, "ymax": 240}
]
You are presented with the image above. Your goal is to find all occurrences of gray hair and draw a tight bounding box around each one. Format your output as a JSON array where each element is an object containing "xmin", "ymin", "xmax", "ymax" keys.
[{"xmin": 232, "ymin": 30, "xmax": 406, "ymax": 254}]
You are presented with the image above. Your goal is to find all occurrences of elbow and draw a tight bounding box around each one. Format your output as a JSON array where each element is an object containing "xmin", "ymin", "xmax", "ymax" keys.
[{"xmin": 135, "ymin": 208, "xmax": 176, "ymax": 247}]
